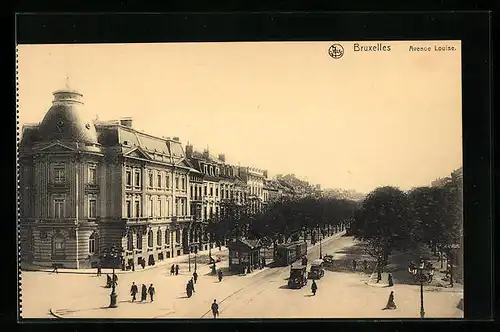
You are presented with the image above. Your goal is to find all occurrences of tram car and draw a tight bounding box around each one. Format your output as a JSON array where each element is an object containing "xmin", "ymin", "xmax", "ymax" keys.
[{"xmin": 275, "ymin": 241, "xmax": 308, "ymax": 267}]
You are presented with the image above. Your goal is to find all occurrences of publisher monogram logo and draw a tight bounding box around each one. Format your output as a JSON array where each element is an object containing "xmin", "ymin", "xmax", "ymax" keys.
[{"xmin": 328, "ymin": 44, "xmax": 344, "ymax": 59}]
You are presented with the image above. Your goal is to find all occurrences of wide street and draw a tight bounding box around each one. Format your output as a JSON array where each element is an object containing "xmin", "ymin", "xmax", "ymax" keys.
[{"xmin": 20, "ymin": 232, "xmax": 463, "ymax": 319}]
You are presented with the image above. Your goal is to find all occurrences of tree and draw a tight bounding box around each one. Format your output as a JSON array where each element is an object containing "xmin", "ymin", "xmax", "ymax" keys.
[{"xmin": 352, "ymin": 186, "xmax": 412, "ymax": 267}]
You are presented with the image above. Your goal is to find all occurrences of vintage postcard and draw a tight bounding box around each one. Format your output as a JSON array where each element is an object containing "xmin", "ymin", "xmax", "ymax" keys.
[{"xmin": 17, "ymin": 41, "xmax": 463, "ymax": 319}]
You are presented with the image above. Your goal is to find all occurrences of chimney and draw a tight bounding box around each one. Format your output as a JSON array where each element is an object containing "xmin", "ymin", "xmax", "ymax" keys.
[
  {"xmin": 218, "ymin": 154, "xmax": 226, "ymax": 162},
  {"xmin": 120, "ymin": 117, "xmax": 133, "ymax": 128},
  {"xmin": 172, "ymin": 137, "xmax": 180, "ymax": 142},
  {"xmin": 185, "ymin": 144, "xmax": 193, "ymax": 158}
]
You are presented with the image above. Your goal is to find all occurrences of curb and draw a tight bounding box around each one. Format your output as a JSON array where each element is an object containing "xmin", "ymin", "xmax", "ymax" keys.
[{"xmin": 22, "ymin": 248, "xmax": 229, "ymax": 275}]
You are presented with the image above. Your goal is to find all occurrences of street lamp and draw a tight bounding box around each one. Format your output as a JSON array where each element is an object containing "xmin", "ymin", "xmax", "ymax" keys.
[
  {"xmin": 317, "ymin": 224, "xmax": 323, "ymax": 259},
  {"xmin": 408, "ymin": 260, "xmax": 433, "ymax": 318},
  {"xmin": 108, "ymin": 245, "xmax": 119, "ymax": 308},
  {"xmin": 194, "ymin": 246, "xmax": 198, "ymax": 271}
]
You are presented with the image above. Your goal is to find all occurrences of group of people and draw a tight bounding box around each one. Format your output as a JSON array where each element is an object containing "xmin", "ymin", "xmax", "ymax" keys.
[
  {"xmin": 105, "ymin": 273, "xmax": 118, "ymax": 288},
  {"xmin": 130, "ymin": 282, "xmax": 155, "ymax": 302},
  {"xmin": 170, "ymin": 264, "xmax": 180, "ymax": 276}
]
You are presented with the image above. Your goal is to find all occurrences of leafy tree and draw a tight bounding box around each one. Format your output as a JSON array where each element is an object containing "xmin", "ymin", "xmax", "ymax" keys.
[{"xmin": 352, "ymin": 186, "xmax": 412, "ymax": 266}]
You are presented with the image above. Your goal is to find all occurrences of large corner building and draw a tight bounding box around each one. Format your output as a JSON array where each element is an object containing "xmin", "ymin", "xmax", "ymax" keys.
[{"xmin": 19, "ymin": 88, "xmax": 197, "ymax": 269}]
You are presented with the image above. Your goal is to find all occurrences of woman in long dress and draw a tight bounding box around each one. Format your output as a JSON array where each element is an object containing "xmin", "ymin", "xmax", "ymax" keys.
[
  {"xmin": 383, "ymin": 291, "xmax": 397, "ymax": 310},
  {"xmin": 141, "ymin": 284, "xmax": 148, "ymax": 302}
]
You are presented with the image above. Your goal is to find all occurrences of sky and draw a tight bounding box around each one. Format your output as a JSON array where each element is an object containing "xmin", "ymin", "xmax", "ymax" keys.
[{"xmin": 17, "ymin": 41, "xmax": 462, "ymax": 193}]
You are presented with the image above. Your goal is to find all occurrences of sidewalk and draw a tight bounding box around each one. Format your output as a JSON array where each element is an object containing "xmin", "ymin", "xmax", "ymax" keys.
[{"xmin": 22, "ymin": 245, "xmax": 228, "ymax": 275}]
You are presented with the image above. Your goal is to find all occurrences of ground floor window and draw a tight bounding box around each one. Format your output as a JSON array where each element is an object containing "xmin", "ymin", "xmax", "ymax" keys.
[
  {"xmin": 89, "ymin": 233, "xmax": 97, "ymax": 254},
  {"xmin": 52, "ymin": 234, "xmax": 65, "ymax": 258}
]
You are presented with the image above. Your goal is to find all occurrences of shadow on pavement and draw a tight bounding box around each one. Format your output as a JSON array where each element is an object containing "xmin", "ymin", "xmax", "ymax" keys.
[
  {"xmin": 278, "ymin": 284, "xmax": 289, "ymax": 289},
  {"xmin": 304, "ymin": 294, "xmax": 314, "ymax": 297}
]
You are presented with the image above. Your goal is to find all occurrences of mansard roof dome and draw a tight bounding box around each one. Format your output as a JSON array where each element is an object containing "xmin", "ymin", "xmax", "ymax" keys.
[{"xmin": 37, "ymin": 89, "xmax": 98, "ymax": 144}]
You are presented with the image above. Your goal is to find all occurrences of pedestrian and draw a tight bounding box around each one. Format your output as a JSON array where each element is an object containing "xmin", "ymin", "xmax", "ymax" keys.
[
  {"xmin": 186, "ymin": 280, "xmax": 193, "ymax": 298},
  {"xmin": 106, "ymin": 274, "xmax": 112, "ymax": 288},
  {"xmin": 113, "ymin": 273, "xmax": 118, "ymax": 286},
  {"xmin": 170, "ymin": 264, "xmax": 175, "ymax": 275},
  {"xmin": 388, "ymin": 273, "xmax": 394, "ymax": 287},
  {"xmin": 383, "ymin": 291, "xmax": 397, "ymax": 310},
  {"xmin": 262, "ymin": 257, "xmax": 266, "ymax": 269},
  {"xmin": 52, "ymin": 264, "xmax": 59, "ymax": 274},
  {"xmin": 363, "ymin": 260, "xmax": 368, "ymax": 271},
  {"xmin": 377, "ymin": 269, "xmax": 382, "ymax": 283},
  {"xmin": 311, "ymin": 280, "xmax": 318, "ymax": 296},
  {"xmin": 352, "ymin": 259, "xmax": 357, "ymax": 271},
  {"xmin": 97, "ymin": 264, "xmax": 102, "ymax": 277},
  {"xmin": 141, "ymin": 284, "xmax": 147, "ymax": 302},
  {"xmin": 130, "ymin": 282, "xmax": 138, "ymax": 302},
  {"xmin": 217, "ymin": 269, "xmax": 223, "ymax": 282},
  {"xmin": 148, "ymin": 283, "xmax": 155, "ymax": 302},
  {"xmin": 193, "ymin": 271, "xmax": 198, "ymax": 284},
  {"xmin": 190, "ymin": 278, "xmax": 196, "ymax": 292},
  {"xmin": 211, "ymin": 299, "xmax": 219, "ymax": 319},
  {"xmin": 175, "ymin": 264, "xmax": 179, "ymax": 275},
  {"xmin": 141, "ymin": 260, "xmax": 146, "ymax": 269}
]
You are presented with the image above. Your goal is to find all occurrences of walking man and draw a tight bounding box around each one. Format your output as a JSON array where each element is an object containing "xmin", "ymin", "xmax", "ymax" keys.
[
  {"xmin": 148, "ymin": 283, "xmax": 155, "ymax": 302},
  {"xmin": 130, "ymin": 282, "xmax": 138, "ymax": 302},
  {"xmin": 190, "ymin": 278, "xmax": 195, "ymax": 293},
  {"xmin": 352, "ymin": 259, "xmax": 357, "ymax": 271},
  {"xmin": 170, "ymin": 264, "xmax": 175, "ymax": 276},
  {"xmin": 97, "ymin": 263, "xmax": 102, "ymax": 277},
  {"xmin": 211, "ymin": 299, "xmax": 219, "ymax": 319},
  {"xmin": 141, "ymin": 284, "xmax": 147, "ymax": 302},
  {"xmin": 175, "ymin": 264, "xmax": 179, "ymax": 275},
  {"xmin": 193, "ymin": 270, "xmax": 198, "ymax": 284}
]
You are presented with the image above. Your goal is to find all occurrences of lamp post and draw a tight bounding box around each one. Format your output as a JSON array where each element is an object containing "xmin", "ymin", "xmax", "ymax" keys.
[
  {"xmin": 318, "ymin": 224, "xmax": 323, "ymax": 259},
  {"xmin": 194, "ymin": 246, "xmax": 198, "ymax": 271},
  {"xmin": 108, "ymin": 245, "xmax": 119, "ymax": 308},
  {"xmin": 408, "ymin": 260, "xmax": 432, "ymax": 319}
]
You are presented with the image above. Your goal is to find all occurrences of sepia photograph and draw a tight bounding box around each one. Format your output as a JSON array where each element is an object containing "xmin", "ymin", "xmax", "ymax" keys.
[{"xmin": 17, "ymin": 40, "xmax": 464, "ymax": 319}]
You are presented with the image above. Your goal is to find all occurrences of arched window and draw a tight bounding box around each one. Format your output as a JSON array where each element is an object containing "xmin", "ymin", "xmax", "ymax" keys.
[
  {"xmin": 89, "ymin": 232, "xmax": 97, "ymax": 254},
  {"xmin": 136, "ymin": 233, "xmax": 142, "ymax": 249},
  {"xmin": 148, "ymin": 229, "xmax": 154, "ymax": 247},
  {"xmin": 157, "ymin": 229, "xmax": 162, "ymax": 246},
  {"xmin": 165, "ymin": 229, "xmax": 170, "ymax": 245},
  {"xmin": 127, "ymin": 232, "xmax": 133, "ymax": 251},
  {"xmin": 52, "ymin": 234, "xmax": 65, "ymax": 258}
]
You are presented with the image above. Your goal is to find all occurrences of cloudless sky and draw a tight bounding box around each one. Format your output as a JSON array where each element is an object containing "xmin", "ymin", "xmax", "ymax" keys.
[{"xmin": 17, "ymin": 41, "xmax": 462, "ymax": 193}]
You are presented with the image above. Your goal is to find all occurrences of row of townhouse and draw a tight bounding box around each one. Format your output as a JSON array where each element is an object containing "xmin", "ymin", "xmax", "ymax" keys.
[{"xmin": 20, "ymin": 87, "xmax": 315, "ymax": 270}]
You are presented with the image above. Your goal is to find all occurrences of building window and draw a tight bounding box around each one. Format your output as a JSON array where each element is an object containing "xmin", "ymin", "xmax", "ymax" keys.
[
  {"xmin": 126, "ymin": 201, "xmax": 131, "ymax": 218},
  {"xmin": 157, "ymin": 229, "xmax": 162, "ymax": 246},
  {"xmin": 204, "ymin": 185, "xmax": 207, "ymax": 196},
  {"xmin": 136, "ymin": 233, "xmax": 142, "ymax": 249},
  {"xmin": 54, "ymin": 198, "xmax": 65, "ymax": 219},
  {"xmin": 135, "ymin": 172, "xmax": 141, "ymax": 187},
  {"xmin": 180, "ymin": 199, "xmax": 185, "ymax": 216},
  {"xmin": 199, "ymin": 187, "xmax": 202, "ymax": 198},
  {"xmin": 157, "ymin": 174, "xmax": 161, "ymax": 187},
  {"xmin": 181, "ymin": 177, "xmax": 185, "ymax": 190},
  {"xmin": 149, "ymin": 172, "xmax": 154, "ymax": 187},
  {"xmin": 204, "ymin": 165, "xmax": 208, "ymax": 174},
  {"xmin": 127, "ymin": 232, "xmax": 133, "ymax": 250},
  {"xmin": 175, "ymin": 229, "xmax": 180, "ymax": 243},
  {"xmin": 148, "ymin": 230, "xmax": 153, "ymax": 247},
  {"xmin": 89, "ymin": 233, "xmax": 97, "ymax": 254},
  {"xmin": 165, "ymin": 230, "xmax": 170, "ymax": 245},
  {"xmin": 52, "ymin": 234, "xmax": 65, "ymax": 257},
  {"xmin": 54, "ymin": 166, "xmax": 66, "ymax": 183},
  {"xmin": 150, "ymin": 198, "xmax": 154, "ymax": 217},
  {"xmin": 175, "ymin": 177, "xmax": 179, "ymax": 189},
  {"xmin": 135, "ymin": 201, "xmax": 140, "ymax": 218},
  {"xmin": 166, "ymin": 175, "xmax": 170, "ymax": 188},
  {"xmin": 204, "ymin": 206, "xmax": 207, "ymax": 220},
  {"xmin": 158, "ymin": 199, "xmax": 162, "ymax": 217},
  {"xmin": 126, "ymin": 171, "xmax": 132, "ymax": 186},
  {"xmin": 210, "ymin": 186, "xmax": 213, "ymax": 197},
  {"xmin": 191, "ymin": 185, "xmax": 194, "ymax": 199},
  {"xmin": 89, "ymin": 197, "xmax": 97, "ymax": 218},
  {"xmin": 216, "ymin": 188, "xmax": 219, "ymax": 197},
  {"xmin": 88, "ymin": 165, "xmax": 97, "ymax": 184}
]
